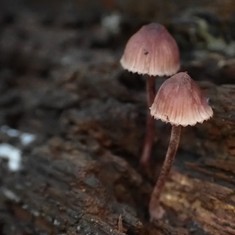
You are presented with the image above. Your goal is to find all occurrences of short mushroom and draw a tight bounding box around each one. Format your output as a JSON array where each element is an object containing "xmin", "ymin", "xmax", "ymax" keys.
[
  {"xmin": 120, "ymin": 23, "xmax": 180, "ymax": 165},
  {"xmin": 149, "ymin": 72, "xmax": 213, "ymax": 220}
]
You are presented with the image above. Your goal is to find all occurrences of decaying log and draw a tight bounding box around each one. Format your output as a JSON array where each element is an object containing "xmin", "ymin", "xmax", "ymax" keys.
[
  {"xmin": 0, "ymin": 67, "xmax": 234, "ymax": 235},
  {"xmin": 0, "ymin": 2, "xmax": 235, "ymax": 235}
]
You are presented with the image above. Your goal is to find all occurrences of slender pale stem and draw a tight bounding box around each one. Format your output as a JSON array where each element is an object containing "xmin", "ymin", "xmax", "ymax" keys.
[
  {"xmin": 140, "ymin": 75, "xmax": 156, "ymax": 165},
  {"xmin": 149, "ymin": 125, "xmax": 181, "ymax": 218}
]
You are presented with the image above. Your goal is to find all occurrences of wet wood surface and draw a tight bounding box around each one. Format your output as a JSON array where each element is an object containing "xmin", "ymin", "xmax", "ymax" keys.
[{"xmin": 0, "ymin": 1, "xmax": 235, "ymax": 235}]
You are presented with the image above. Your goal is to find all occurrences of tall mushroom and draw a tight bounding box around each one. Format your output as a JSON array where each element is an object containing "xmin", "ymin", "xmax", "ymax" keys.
[
  {"xmin": 120, "ymin": 23, "xmax": 180, "ymax": 165},
  {"xmin": 149, "ymin": 72, "xmax": 213, "ymax": 220}
]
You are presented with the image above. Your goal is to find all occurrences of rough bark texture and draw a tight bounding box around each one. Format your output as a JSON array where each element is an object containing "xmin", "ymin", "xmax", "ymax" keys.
[{"xmin": 0, "ymin": 1, "xmax": 235, "ymax": 235}]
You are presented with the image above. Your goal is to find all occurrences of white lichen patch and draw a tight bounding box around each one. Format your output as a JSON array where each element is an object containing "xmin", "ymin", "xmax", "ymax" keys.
[
  {"xmin": 0, "ymin": 125, "xmax": 36, "ymax": 145},
  {"xmin": 0, "ymin": 143, "xmax": 22, "ymax": 171}
]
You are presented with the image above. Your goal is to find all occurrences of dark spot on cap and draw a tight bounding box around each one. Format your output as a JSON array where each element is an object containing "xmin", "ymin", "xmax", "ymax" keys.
[{"xmin": 144, "ymin": 50, "xmax": 149, "ymax": 55}]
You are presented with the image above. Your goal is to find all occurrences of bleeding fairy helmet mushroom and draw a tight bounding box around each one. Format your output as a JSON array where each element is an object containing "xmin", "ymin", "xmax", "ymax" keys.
[
  {"xmin": 120, "ymin": 23, "xmax": 180, "ymax": 76},
  {"xmin": 150, "ymin": 72, "xmax": 213, "ymax": 126},
  {"xmin": 149, "ymin": 72, "xmax": 213, "ymax": 220},
  {"xmin": 120, "ymin": 23, "xmax": 180, "ymax": 165}
]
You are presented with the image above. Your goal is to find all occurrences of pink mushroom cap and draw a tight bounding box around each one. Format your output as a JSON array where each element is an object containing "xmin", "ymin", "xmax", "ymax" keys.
[
  {"xmin": 150, "ymin": 72, "xmax": 213, "ymax": 126},
  {"xmin": 120, "ymin": 23, "xmax": 180, "ymax": 76}
]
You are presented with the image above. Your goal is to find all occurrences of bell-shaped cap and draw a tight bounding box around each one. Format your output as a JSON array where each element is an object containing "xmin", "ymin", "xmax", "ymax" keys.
[
  {"xmin": 150, "ymin": 72, "xmax": 213, "ymax": 126},
  {"xmin": 120, "ymin": 23, "xmax": 180, "ymax": 76}
]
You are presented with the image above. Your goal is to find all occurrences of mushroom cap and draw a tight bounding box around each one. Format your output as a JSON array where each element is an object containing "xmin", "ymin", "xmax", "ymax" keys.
[
  {"xmin": 150, "ymin": 72, "xmax": 213, "ymax": 126},
  {"xmin": 120, "ymin": 23, "xmax": 180, "ymax": 76}
]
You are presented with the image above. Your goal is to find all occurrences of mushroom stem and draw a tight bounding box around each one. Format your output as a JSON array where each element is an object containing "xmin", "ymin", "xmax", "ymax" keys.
[
  {"xmin": 149, "ymin": 125, "xmax": 181, "ymax": 219},
  {"xmin": 140, "ymin": 75, "xmax": 156, "ymax": 165}
]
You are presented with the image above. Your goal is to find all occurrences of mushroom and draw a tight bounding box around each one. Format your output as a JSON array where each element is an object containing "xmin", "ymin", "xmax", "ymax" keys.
[
  {"xmin": 149, "ymin": 72, "xmax": 213, "ymax": 220},
  {"xmin": 120, "ymin": 23, "xmax": 180, "ymax": 165}
]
